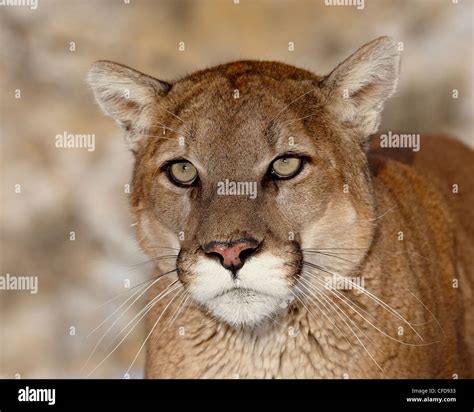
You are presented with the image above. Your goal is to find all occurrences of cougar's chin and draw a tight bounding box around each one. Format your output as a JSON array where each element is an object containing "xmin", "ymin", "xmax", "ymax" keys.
[
  {"xmin": 205, "ymin": 288, "xmax": 292, "ymax": 326},
  {"xmin": 185, "ymin": 252, "xmax": 298, "ymax": 327}
]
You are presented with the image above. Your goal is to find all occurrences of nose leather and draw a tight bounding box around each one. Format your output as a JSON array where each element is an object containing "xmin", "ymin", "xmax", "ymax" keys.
[{"xmin": 204, "ymin": 239, "xmax": 259, "ymax": 271}]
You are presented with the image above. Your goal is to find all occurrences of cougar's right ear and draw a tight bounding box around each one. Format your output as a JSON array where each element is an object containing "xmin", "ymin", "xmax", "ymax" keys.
[
  {"xmin": 321, "ymin": 37, "xmax": 401, "ymax": 143},
  {"xmin": 87, "ymin": 61, "xmax": 172, "ymax": 150}
]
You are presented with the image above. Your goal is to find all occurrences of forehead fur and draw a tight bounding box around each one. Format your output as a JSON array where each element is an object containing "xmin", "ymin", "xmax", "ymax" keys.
[
  {"xmin": 180, "ymin": 60, "xmax": 319, "ymax": 84},
  {"xmin": 166, "ymin": 60, "xmax": 326, "ymax": 129},
  {"xmin": 136, "ymin": 60, "xmax": 328, "ymax": 177}
]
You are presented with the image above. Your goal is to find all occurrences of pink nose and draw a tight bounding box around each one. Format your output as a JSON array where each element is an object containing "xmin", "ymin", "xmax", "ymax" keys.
[{"xmin": 204, "ymin": 239, "xmax": 259, "ymax": 272}]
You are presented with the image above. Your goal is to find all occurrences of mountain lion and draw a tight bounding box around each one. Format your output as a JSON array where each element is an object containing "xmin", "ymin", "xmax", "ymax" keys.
[{"xmin": 88, "ymin": 37, "xmax": 473, "ymax": 378}]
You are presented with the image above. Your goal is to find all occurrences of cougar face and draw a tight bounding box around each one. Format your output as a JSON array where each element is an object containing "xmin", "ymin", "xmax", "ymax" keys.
[{"xmin": 88, "ymin": 37, "xmax": 398, "ymax": 327}]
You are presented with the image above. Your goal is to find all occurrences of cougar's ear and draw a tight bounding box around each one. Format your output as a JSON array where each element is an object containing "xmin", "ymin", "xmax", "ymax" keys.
[
  {"xmin": 321, "ymin": 36, "xmax": 400, "ymax": 142},
  {"xmin": 87, "ymin": 61, "xmax": 171, "ymax": 150}
]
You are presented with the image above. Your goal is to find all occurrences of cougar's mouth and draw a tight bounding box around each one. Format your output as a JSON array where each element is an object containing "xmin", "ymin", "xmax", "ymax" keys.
[
  {"xmin": 205, "ymin": 290, "xmax": 292, "ymax": 326},
  {"xmin": 212, "ymin": 285, "xmax": 272, "ymax": 300}
]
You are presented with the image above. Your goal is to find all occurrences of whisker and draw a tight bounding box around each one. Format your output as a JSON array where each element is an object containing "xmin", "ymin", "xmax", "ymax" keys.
[
  {"xmin": 302, "ymin": 260, "xmax": 424, "ymax": 342},
  {"xmin": 302, "ymin": 260, "xmax": 419, "ymax": 335},
  {"xmin": 199, "ymin": 312, "xmax": 220, "ymax": 331},
  {"xmin": 297, "ymin": 278, "xmax": 383, "ymax": 372},
  {"xmin": 81, "ymin": 281, "xmax": 149, "ymax": 374},
  {"xmin": 86, "ymin": 281, "xmax": 181, "ymax": 377},
  {"xmin": 145, "ymin": 121, "xmax": 193, "ymax": 140},
  {"xmin": 298, "ymin": 279, "xmax": 373, "ymax": 345},
  {"xmin": 89, "ymin": 268, "xmax": 177, "ymax": 320},
  {"xmin": 137, "ymin": 244, "xmax": 180, "ymax": 252},
  {"xmin": 269, "ymin": 87, "xmax": 315, "ymax": 123},
  {"xmin": 404, "ymin": 288, "xmax": 446, "ymax": 335},
  {"xmin": 301, "ymin": 270, "xmax": 376, "ymax": 323},
  {"xmin": 368, "ymin": 205, "xmax": 398, "ymax": 222},
  {"xmin": 106, "ymin": 280, "xmax": 181, "ymax": 349},
  {"xmin": 262, "ymin": 313, "xmax": 287, "ymax": 331},
  {"xmin": 81, "ymin": 270, "xmax": 177, "ymax": 375},
  {"xmin": 159, "ymin": 107, "xmax": 189, "ymax": 127},
  {"xmin": 301, "ymin": 247, "xmax": 366, "ymax": 251},
  {"xmin": 125, "ymin": 254, "xmax": 178, "ymax": 268},
  {"xmin": 163, "ymin": 291, "xmax": 191, "ymax": 330},
  {"xmin": 301, "ymin": 252, "xmax": 444, "ymax": 332},
  {"xmin": 302, "ymin": 271, "xmax": 439, "ymax": 347},
  {"xmin": 280, "ymin": 112, "xmax": 318, "ymax": 125},
  {"xmin": 124, "ymin": 286, "xmax": 184, "ymax": 375},
  {"xmin": 92, "ymin": 277, "xmax": 156, "ymax": 312},
  {"xmin": 408, "ymin": 251, "xmax": 443, "ymax": 266},
  {"xmin": 302, "ymin": 250, "xmax": 360, "ymax": 265},
  {"xmin": 290, "ymin": 287, "xmax": 351, "ymax": 346},
  {"xmin": 135, "ymin": 134, "xmax": 179, "ymax": 141},
  {"xmin": 297, "ymin": 281, "xmax": 379, "ymax": 373},
  {"xmin": 302, "ymin": 248, "xmax": 444, "ymax": 328}
]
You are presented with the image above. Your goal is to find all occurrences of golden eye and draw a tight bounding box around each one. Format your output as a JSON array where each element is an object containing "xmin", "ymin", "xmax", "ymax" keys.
[
  {"xmin": 169, "ymin": 161, "xmax": 198, "ymax": 185},
  {"xmin": 271, "ymin": 157, "xmax": 302, "ymax": 178}
]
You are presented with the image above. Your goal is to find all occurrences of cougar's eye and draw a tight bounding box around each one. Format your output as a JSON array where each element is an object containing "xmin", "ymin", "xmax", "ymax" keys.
[
  {"xmin": 270, "ymin": 156, "xmax": 303, "ymax": 179},
  {"xmin": 168, "ymin": 161, "xmax": 198, "ymax": 186}
]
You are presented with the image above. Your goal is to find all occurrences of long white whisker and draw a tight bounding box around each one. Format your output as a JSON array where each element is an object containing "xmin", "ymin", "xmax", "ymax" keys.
[
  {"xmin": 106, "ymin": 280, "xmax": 181, "ymax": 349},
  {"xmin": 92, "ymin": 278, "xmax": 154, "ymax": 312},
  {"xmin": 87, "ymin": 269, "xmax": 176, "ymax": 337},
  {"xmin": 302, "ymin": 271, "xmax": 439, "ymax": 347},
  {"xmin": 289, "ymin": 287, "xmax": 351, "ymax": 345},
  {"xmin": 81, "ymin": 272, "xmax": 176, "ymax": 375},
  {"xmin": 124, "ymin": 287, "xmax": 184, "ymax": 375},
  {"xmin": 125, "ymin": 254, "xmax": 178, "ymax": 268},
  {"xmin": 404, "ymin": 288, "xmax": 446, "ymax": 336},
  {"xmin": 163, "ymin": 291, "xmax": 191, "ymax": 330},
  {"xmin": 303, "ymin": 250, "xmax": 360, "ymax": 265},
  {"xmin": 262, "ymin": 313, "xmax": 287, "ymax": 331},
  {"xmin": 368, "ymin": 205, "xmax": 398, "ymax": 221},
  {"xmin": 297, "ymin": 279, "xmax": 383, "ymax": 372},
  {"xmin": 280, "ymin": 112, "xmax": 318, "ymax": 125},
  {"xmin": 301, "ymin": 270, "xmax": 377, "ymax": 323},
  {"xmin": 303, "ymin": 260, "xmax": 424, "ymax": 342},
  {"xmin": 135, "ymin": 134, "xmax": 178, "ymax": 141},
  {"xmin": 269, "ymin": 87, "xmax": 315, "ymax": 122},
  {"xmin": 298, "ymin": 279, "xmax": 372, "ymax": 345},
  {"xmin": 86, "ymin": 282, "xmax": 181, "ymax": 377},
  {"xmin": 159, "ymin": 107, "xmax": 188, "ymax": 127},
  {"xmin": 145, "ymin": 121, "xmax": 193, "ymax": 139}
]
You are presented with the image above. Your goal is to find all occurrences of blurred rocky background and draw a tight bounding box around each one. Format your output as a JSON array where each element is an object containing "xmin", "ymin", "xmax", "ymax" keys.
[{"xmin": 0, "ymin": 0, "xmax": 472, "ymax": 378}]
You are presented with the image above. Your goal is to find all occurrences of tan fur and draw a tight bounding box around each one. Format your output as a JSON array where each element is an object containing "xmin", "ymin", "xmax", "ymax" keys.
[{"xmin": 88, "ymin": 37, "xmax": 473, "ymax": 378}]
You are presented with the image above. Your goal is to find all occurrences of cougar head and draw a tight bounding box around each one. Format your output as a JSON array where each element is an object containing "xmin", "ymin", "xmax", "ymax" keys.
[{"xmin": 88, "ymin": 37, "xmax": 400, "ymax": 326}]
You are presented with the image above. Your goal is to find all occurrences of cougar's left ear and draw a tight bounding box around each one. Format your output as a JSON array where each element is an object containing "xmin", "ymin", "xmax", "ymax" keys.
[
  {"xmin": 321, "ymin": 36, "xmax": 401, "ymax": 142},
  {"xmin": 87, "ymin": 61, "xmax": 172, "ymax": 150}
]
